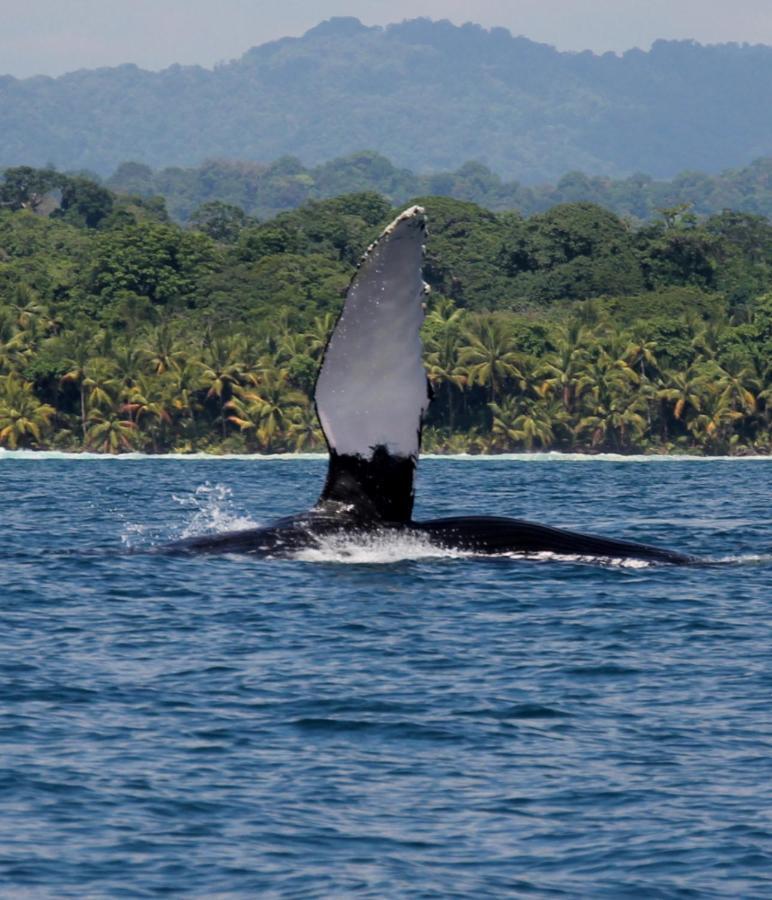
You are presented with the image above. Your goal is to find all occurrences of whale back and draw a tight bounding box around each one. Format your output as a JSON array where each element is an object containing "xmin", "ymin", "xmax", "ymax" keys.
[{"xmin": 314, "ymin": 206, "xmax": 431, "ymax": 523}]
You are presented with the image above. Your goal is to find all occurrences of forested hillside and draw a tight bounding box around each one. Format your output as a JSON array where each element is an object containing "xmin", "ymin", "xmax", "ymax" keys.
[
  {"xmin": 1, "ymin": 168, "xmax": 770, "ymax": 455},
  {"xmin": 105, "ymin": 153, "xmax": 772, "ymax": 223},
  {"xmin": 2, "ymin": 17, "xmax": 772, "ymax": 181}
]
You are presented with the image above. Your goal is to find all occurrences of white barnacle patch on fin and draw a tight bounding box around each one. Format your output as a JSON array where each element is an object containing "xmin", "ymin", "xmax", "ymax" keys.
[{"xmin": 315, "ymin": 205, "xmax": 429, "ymax": 461}]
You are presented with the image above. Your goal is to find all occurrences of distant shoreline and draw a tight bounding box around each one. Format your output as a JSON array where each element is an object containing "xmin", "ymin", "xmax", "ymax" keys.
[{"xmin": 2, "ymin": 448, "xmax": 770, "ymax": 462}]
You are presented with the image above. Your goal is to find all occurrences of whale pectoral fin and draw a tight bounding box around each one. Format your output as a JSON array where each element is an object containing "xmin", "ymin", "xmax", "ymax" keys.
[
  {"xmin": 314, "ymin": 206, "xmax": 430, "ymax": 523},
  {"xmin": 415, "ymin": 516, "xmax": 697, "ymax": 564}
]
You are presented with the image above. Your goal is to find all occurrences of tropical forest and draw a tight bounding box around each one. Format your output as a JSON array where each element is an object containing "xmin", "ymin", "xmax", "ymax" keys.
[{"xmin": 1, "ymin": 165, "xmax": 770, "ymax": 455}]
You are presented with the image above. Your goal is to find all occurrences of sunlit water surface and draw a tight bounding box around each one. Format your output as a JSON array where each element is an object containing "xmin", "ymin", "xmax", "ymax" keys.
[{"xmin": 1, "ymin": 453, "xmax": 771, "ymax": 897}]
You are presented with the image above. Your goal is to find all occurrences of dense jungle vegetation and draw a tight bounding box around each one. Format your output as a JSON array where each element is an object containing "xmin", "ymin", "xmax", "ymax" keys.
[
  {"xmin": 106, "ymin": 153, "xmax": 772, "ymax": 224},
  {"xmin": 1, "ymin": 166, "xmax": 770, "ymax": 455},
  {"xmin": 3, "ymin": 17, "xmax": 772, "ymax": 181}
]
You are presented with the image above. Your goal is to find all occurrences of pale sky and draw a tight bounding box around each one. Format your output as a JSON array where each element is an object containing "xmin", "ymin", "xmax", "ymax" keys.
[{"xmin": 3, "ymin": 0, "xmax": 771, "ymax": 78}]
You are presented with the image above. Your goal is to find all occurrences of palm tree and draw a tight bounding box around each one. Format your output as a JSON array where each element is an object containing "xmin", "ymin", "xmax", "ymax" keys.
[
  {"xmin": 83, "ymin": 358, "xmax": 119, "ymax": 413},
  {"xmin": 169, "ymin": 362, "xmax": 202, "ymax": 433},
  {"xmin": 1, "ymin": 293, "xmax": 52, "ymax": 370},
  {"xmin": 489, "ymin": 397, "xmax": 554, "ymax": 451},
  {"xmin": 85, "ymin": 409, "xmax": 137, "ymax": 453},
  {"xmin": 576, "ymin": 397, "xmax": 647, "ymax": 452},
  {"xmin": 141, "ymin": 323, "xmax": 188, "ymax": 375},
  {"xmin": 424, "ymin": 295, "xmax": 466, "ymax": 333},
  {"xmin": 576, "ymin": 352, "xmax": 646, "ymax": 451},
  {"xmin": 537, "ymin": 319, "xmax": 589, "ymax": 413},
  {"xmin": 0, "ymin": 374, "xmax": 55, "ymax": 449},
  {"xmin": 111, "ymin": 343, "xmax": 146, "ymax": 404},
  {"xmin": 248, "ymin": 372, "xmax": 306, "ymax": 450},
  {"xmin": 275, "ymin": 332, "xmax": 314, "ymax": 368},
  {"xmin": 748, "ymin": 343, "xmax": 772, "ymax": 392},
  {"xmin": 60, "ymin": 336, "xmax": 94, "ymax": 441},
  {"xmin": 442, "ymin": 431, "xmax": 474, "ymax": 454},
  {"xmin": 687, "ymin": 392, "xmax": 742, "ymax": 453},
  {"xmin": 286, "ymin": 401, "xmax": 324, "ymax": 451},
  {"xmin": 425, "ymin": 327, "xmax": 467, "ymax": 430},
  {"xmin": 196, "ymin": 336, "xmax": 252, "ymax": 439},
  {"xmin": 8, "ymin": 284, "xmax": 49, "ymax": 331},
  {"xmin": 487, "ymin": 397, "xmax": 520, "ymax": 451},
  {"xmin": 226, "ymin": 373, "xmax": 305, "ymax": 451},
  {"xmin": 691, "ymin": 321, "xmax": 726, "ymax": 362},
  {"xmin": 752, "ymin": 347, "xmax": 772, "ymax": 439},
  {"xmin": 657, "ymin": 362, "xmax": 714, "ymax": 432},
  {"xmin": 0, "ymin": 316, "xmax": 28, "ymax": 375},
  {"xmin": 124, "ymin": 374, "xmax": 174, "ymax": 451},
  {"xmin": 624, "ymin": 334, "xmax": 660, "ymax": 382},
  {"xmin": 459, "ymin": 315, "xmax": 525, "ymax": 402},
  {"xmin": 716, "ymin": 353, "xmax": 758, "ymax": 416},
  {"xmin": 304, "ymin": 312, "xmax": 337, "ymax": 360},
  {"xmin": 576, "ymin": 349, "xmax": 635, "ymax": 406}
]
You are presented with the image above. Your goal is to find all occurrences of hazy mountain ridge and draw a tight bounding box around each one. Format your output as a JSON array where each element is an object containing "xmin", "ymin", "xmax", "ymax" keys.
[{"xmin": 1, "ymin": 17, "xmax": 772, "ymax": 181}]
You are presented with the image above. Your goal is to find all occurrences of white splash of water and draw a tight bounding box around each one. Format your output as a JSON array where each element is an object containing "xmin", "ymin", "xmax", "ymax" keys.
[
  {"xmin": 121, "ymin": 522, "xmax": 151, "ymax": 549},
  {"xmin": 292, "ymin": 531, "xmax": 652, "ymax": 568},
  {"xmin": 493, "ymin": 550, "xmax": 653, "ymax": 569},
  {"xmin": 293, "ymin": 531, "xmax": 474, "ymax": 564},
  {"xmin": 120, "ymin": 482, "xmax": 260, "ymax": 548},
  {"xmin": 173, "ymin": 483, "xmax": 260, "ymax": 538},
  {"xmin": 711, "ymin": 553, "xmax": 772, "ymax": 566}
]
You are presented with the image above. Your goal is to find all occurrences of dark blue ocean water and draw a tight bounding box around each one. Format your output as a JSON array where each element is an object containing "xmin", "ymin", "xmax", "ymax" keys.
[{"xmin": 1, "ymin": 452, "xmax": 771, "ymax": 898}]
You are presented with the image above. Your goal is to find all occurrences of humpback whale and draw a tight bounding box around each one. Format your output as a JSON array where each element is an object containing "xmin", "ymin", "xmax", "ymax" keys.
[{"xmin": 167, "ymin": 206, "xmax": 695, "ymax": 565}]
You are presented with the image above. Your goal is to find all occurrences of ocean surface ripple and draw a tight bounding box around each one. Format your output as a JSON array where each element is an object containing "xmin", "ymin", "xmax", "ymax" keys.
[{"xmin": 0, "ymin": 455, "xmax": 771, "ymax": 897}]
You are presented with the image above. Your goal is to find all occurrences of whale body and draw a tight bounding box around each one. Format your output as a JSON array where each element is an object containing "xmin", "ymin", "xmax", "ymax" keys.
[{"xmin": 164, "ymin": 206, "xmax": 696, "ymax": 565}]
